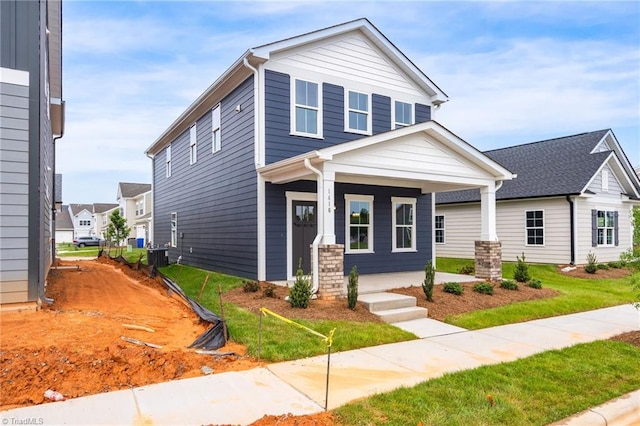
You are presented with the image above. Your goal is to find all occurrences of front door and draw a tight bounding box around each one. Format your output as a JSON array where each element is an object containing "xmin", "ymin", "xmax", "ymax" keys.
[{"xmin": 292, "ymin": 200, "xmax": 317, "ymax": 276}]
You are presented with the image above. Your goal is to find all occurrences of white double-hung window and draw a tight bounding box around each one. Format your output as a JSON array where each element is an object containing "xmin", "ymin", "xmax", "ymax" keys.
[
  {"xmin": 345, "ymin": 195, "xmax": 374, "ymax": 253},
  {"xmin": 170, "ymin": 212, "xmax": 178, "ymax": 247},
  {"xmin": 346, "ymin": 90, "xmax": 370, "ymax": 134},
  {"xmin": 293, "ymin": 79, "xmax": 321, "ymax": 137},
  {"xmin": 189, "ymin": 123, "xmax": 197, "ymax": 165},
  {"xmin": 212, "ymin": 105, "xmax": 221, "ymax": 153},
  {"xmin": 392, "ymin": 197, "xmax": 416, "ymax": 252},
  {"xmin": 394, "ymin": 101, "xmax": 413, "ymax": 128},
  {"xmin": 165, "ymin": 144, "xmax": 172, "ymax": 178}
]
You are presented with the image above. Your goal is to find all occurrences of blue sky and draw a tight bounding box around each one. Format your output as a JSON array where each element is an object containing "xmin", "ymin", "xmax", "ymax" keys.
[{"xmin": 58, "ymin": 1, "xmax": 640, "ymax": 204}]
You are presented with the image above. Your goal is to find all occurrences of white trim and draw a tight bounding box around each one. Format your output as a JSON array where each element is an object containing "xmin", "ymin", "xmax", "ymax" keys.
[
  {"xmin": 189, "ymin": 123, "xmax": 197, "ymax": 165},
  {"xmin": 170, "ymin": 212, "xmax": 178, "ymax": 247},
  {"xmin": 434, "ymin": 214, "xmax": 445, "ymax": 244},
  {"xmin": 524, "ymin": 209, "xmax": 545, "ymax": 247},
  {"xmin": 344, "ymin": 194, "xmax": 374, "ymax": 254},
  {"xmin": 0, "ymin": 67, "xmax": 29, "ymax": 86},
  {"xmin": 431, "ymin": 195, "xmax": 436, "ymax": 268},
  {"xmin": 391, "ymin": 196, "xmax": 417, "ymax": 252},
  {"xmin": 596, "ymin": 209, "xmax": 616, "ymax": 246},
  {"xmin": 290, "ymin": 77, "xmax": 323, "ymax": 138},
  {"xmin": 165, "ymin": 144, "xmax": 172, "ymax": 178},
  {"xmin": 392, "ymin": 99, "xmax": 414, "ymax": 129},
  {"xmin": 285, "ymin": 191, "xmax": 317, "ymax": 280},
  {"xmin": 257, "ymin": 174, "xmax": 266, "ymax": 281},
  {"xmin": 211, "ymin": 105, "xmax": 221, "ymax": 154},
  {"xmin": 344, "ymin": 89, "xmax": 372, "ymax": 135}
]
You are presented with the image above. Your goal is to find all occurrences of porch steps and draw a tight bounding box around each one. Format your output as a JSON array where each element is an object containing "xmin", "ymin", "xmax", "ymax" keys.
[{"xmin": 358, "ymin": 292, "xmax": 428, "ymax": 323}]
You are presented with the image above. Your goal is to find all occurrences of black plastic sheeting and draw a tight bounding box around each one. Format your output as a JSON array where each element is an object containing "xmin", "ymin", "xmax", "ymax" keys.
[{"xmin": 101, "ymin": 251, "xmax": 227, "ymax": 350}]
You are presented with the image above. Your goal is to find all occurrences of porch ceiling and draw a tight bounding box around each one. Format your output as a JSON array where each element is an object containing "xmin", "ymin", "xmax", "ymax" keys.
[{"xmin": 258, "ymin": 120, "xmax": 515, "ymax": 193}]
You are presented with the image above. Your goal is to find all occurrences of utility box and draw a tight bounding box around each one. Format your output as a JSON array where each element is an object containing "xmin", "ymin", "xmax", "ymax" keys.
[{"xmin": 147, "ymin": 248, "xmax": 168, "ymax": 268}]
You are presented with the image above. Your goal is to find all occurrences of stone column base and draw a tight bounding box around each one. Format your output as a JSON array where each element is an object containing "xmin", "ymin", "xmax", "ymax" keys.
[
  {"xmin": 312, "ymin": 244, "xmax": 344, "ymax": 300},
  {"xmin": 474, "ymin": 241, "xmax": 502, "ymax": 282}
]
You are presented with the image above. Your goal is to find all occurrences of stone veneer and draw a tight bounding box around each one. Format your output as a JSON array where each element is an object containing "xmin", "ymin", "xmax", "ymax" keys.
[
  {"xmin": 474, "ymin": 240, "xmax": 502, "ymax": 282},
  {"xmin": 312, "ymin": 244, "xmax": 344, "ymax": 300}
]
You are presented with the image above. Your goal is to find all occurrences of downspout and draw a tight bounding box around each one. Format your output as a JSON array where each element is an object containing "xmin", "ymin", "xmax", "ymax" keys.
[
  {"xmin": 244, "ymin": 56, "xmax": 267, "ymax": 282},
  {"xmin": 304, "ymin": 158, "xmax": 322, "ymax": 295},
  {"xmin": 566, "ymin": 195, "xmax": 575, "ymax": 265}
]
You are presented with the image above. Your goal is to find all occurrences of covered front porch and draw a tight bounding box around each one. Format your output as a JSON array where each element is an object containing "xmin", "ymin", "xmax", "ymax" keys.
[{"xmin": 258, "ymin": 121, "xmax": 515, "ymax": 299}]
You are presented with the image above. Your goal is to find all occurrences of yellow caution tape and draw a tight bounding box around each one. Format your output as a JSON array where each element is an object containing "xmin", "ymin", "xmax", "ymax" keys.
[{"xmin": 260, "ymin": 307, "xmax": 335, "ymax": 347}]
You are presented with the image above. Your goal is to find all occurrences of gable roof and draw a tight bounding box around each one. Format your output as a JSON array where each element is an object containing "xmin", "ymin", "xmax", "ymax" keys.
[
  {"xmin": 69, "ymin": 204, "xmax": 94, "ymax": 217},
  {"xmin": 145, "ymin": 18, "xmax": 448, "ymax": 156},
  {"xmin": 437, "ymin": 129, "xmax": 640, "ymax": 204},
  {"xmin": 118, "ymin": 182, "xmax": 151, "ymax": 199},
  {"xmin": 55, "ymin": 206, "xmax": 73, "ymax": 230},
  {"xmin": 259, "ymin": 120, "xmax": 515, "ymax": 191},
  {"xmin": 93, "ymin": 203, "xmax": 118, "ymax": 214}
]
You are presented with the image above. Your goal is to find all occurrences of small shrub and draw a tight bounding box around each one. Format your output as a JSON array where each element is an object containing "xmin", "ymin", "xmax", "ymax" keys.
[
  {"xmin": 597, "ymin": 263, "xmax": 609, "ymax": 270},
  {"xmin": 584, "ymin": 251, "xmax": 598, "ymax": 274},
  {"xmin": 263, "ymin": 283, "xmax": 277, "ymax": 298},
  {"xmin": 473, "ymin": 282, "xmax": 494, "ymax": 295},
  {"xmin": 243, "ymin": 280, "xmax": 259, "ymax": 293},
  {"xmin": 347, "ymin": 265, "xmax": 359, "ymax": 310},
  {"xmin": 458, "ymin": 264, "xmax": 475, "ymax": 275},
  {"xmin": 513, "ymin": 252, "xmax": 531, "ymax": 282},
  {"xmin": 500, "ymin": 279, "xmax": 519, "ymax": 290},
  {"xmin": 422, "ymin": 260, "xmax": 435, "ymax": 302},
  {"xmin": 443, "ymin": 282, "xmax": 464, "ymax": 295},
  {"xmin": 607, "ymin": 261, "xmax": 622, "ymax": 269},
  {"xmin": 289, "ymin": 259, "xmax": 312, "ymax": 308},
  {"xmin": 527, "ymin": 278, "xmax": 543, "ymax": 289}
]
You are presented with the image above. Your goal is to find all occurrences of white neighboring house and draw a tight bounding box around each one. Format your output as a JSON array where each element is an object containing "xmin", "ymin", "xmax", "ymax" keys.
[
  {"xmin": 435, "ymin": 130, "xmax": 640, "ymax": 265},
  {"xmin": 54, "ymin": 205, "xmax": 74, "ymax": 244},
  {"xmin": 117, "ymin": 182, "xmax": 153, "ymax": 247},
  {"xmin": 68, "ymin": 204, "xmax": 95, "ymax": 239},
  {"xmin": 92, "ymin": 203, "xmax": 119, "ymax": 239}
]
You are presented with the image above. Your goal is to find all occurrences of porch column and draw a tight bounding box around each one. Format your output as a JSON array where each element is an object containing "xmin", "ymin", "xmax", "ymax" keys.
[{"xmin": 475, "ymin": 182, "xmax": 502, "ymax": 281}]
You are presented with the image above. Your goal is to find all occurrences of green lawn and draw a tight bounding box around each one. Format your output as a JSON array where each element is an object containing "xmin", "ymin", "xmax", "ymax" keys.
[
  {"xmin": 437, "ymin": 258, "xmax": 638, "ymax": 329},
  {"xmin": 56, "ymin": 243, "xmax": 148, "ymax": 264},
  {"xmin": 335, "ymin": 339, "xmax": 640, "ymax": 425},
  {"xmin": 160, "ymin": 264, "xmax": 415, "ymax": 361}
]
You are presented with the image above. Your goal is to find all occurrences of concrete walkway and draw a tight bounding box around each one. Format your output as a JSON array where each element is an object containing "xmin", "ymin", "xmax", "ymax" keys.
[{"xmin": 1, "ymin": 305, "xmax": 638, "ymax": 425}]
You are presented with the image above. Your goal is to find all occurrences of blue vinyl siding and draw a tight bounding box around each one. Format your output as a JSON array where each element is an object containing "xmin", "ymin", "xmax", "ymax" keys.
[
  {"xmin": 153, "ymin": 77, "xmax": 258, "ymax": 279},
  {"xmin": 264, "ymin": 181, "xmax": 432, "ymax": 280},
  {"xmin": 372, "ymin": 94, "xmax": 391, "ymax": 134},
  {"xmin": 415, "ymin": 103, "xmax": 431, "ymax": 123},
  {"xmin": 265, "ymin": 70, "xmax": 399, "ymax": 164}
]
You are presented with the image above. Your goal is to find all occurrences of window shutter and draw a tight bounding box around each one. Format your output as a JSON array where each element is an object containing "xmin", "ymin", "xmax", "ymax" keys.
[
  {"xmin": 614, "ymin": 211, "xmax": 619, "ymax": 246},
  {"xmin": 591, "ymin": 210, "xmax": 597, "ymax": 247}
]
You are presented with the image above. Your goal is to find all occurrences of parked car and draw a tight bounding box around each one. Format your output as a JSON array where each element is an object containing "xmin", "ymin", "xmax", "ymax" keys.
[{"xmin": 73, "ymin": 236, "xmax": 105, "ymax": 248}]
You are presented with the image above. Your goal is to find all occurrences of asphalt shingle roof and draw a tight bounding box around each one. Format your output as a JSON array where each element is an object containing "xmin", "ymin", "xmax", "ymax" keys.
[
  {"xmin": 436, "ymin": 130, "xmax": 612, "ymax": 204},
  {"xmin": 69, "ymin": 204, "xmax": 94, "ymax": 216},
  {"xmin": 93, "ymin": 203, "xmax": 118, "ymax": 213},
  {"xmin": 55, "ymin": 206, "xmax": 73, "ymax": 229},
  {"xmin": 119, "ymin": 182, "xmax": 151, "ymax": 198}
]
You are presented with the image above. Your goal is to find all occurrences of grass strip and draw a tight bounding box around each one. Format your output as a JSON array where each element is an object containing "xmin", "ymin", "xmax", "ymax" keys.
[
  {"xmin": 161, "ymin": 264, "xmax": 415, "ymax": 361},
  {"xmin": 335, "ymin": 339, "xmax": 640, "ymax": 425},
  {"xmin": 437, "ymin": 258, "xmax": 637, "ymax": 329}
]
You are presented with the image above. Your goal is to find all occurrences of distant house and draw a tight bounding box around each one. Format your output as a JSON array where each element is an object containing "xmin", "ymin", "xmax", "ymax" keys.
[
  {"xmin": 0, "ymin": 0, "xmax": 65, "ymax": 306},
  {"xmin": 92, "ymin": 203, "xmax": 119, "ymax": 238},
  {"xmin": 54, "ymin": 206, "xmax": 74, "ymax": 244},
  {"xmin": 145, "ymin": 18, "xmax": 514, "ymax": 296},
  {"xmin": 68, "ymin": 204, "xmax": 95, "ymax": 238},
  {"xmin": 117, "ymin": 182, "xmax": 153, "ymax": 246},
  {"xmin": 436, "ymin": 130, "xmax": 640, "ymax": 265}
]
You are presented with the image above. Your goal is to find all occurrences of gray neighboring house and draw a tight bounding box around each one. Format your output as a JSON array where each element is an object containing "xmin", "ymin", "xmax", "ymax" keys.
[
  {"xmin": 54, "ymin": 205, "xmax": 74, "ymax": 244},
  {"xmin": 1, "ymin": 0, "xmax": 65, "ymax": 306},
  {"xmin": 145, "ymin": 18, "xmax": 515, "ymax": 296},
  {"xmin": 436, "ymin": 130, "xmax": 640, "ymax": 265}
]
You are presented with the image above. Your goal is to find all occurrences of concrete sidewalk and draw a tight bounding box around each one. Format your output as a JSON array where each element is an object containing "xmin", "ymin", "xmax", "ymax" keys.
[{"xmin": 1, "ymin": 304, "xmax": 638, "ymax": 425}]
